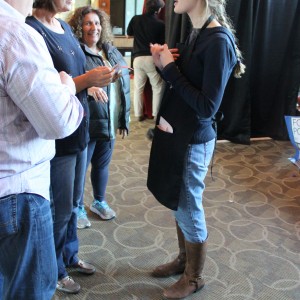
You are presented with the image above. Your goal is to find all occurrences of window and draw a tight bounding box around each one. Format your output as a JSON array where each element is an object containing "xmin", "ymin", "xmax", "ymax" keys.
[{"xmin": 110, "ymin": 0, "xmax": 143, "ymax": 35}]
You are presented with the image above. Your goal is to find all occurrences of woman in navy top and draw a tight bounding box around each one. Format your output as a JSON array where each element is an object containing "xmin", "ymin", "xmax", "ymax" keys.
[
  {"xmin": 26, "ymin": 0, "xmax": 115, "ymax": 294},
  {"xmin": 147, "ymin": 0, "xmax": 245, "ymax": 299}
]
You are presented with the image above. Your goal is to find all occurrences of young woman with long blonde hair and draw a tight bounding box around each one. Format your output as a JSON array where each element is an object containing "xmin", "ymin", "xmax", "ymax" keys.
[{"xmin": 148, "ymin": 0, "xmax": 245, "ymax": 298}]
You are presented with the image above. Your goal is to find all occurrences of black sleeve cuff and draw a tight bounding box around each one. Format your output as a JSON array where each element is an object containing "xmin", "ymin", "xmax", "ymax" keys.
[{"xmin": 161, "ymin": 62, "xmax": 182, "ymax": 84}]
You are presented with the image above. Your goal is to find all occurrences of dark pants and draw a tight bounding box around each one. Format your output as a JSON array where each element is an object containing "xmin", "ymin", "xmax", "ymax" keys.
[{"xmin": 79, "ymin": 139, "xmax": 115, "ymax": 207}]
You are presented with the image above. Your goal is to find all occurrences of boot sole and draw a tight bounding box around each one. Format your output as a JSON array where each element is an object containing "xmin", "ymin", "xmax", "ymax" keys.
[
  {"xmin": 162, "ymin": 282, "xmax": 205, "ymax": 299},
  {"xmin": 151, "ymin": 270, "xmax": 184, "ymax": 278}
]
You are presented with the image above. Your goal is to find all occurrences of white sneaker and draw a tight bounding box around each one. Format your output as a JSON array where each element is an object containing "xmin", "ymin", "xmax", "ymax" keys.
[
  {"xmin": 90, "ymin": 200, "xmax": 116, "ymax": 220},
  {"xmin": 77, "ymin": 206, "xmax": 91, "ymax": 229}
]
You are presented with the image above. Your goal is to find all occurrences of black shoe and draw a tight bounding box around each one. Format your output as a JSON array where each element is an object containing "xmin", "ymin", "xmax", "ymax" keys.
[
  {"xmin": 146, "ymin": 128, "xmax": 155, "ymax": 140},
  {"xmin": 138, "ymin": 116, "xmax": 146, "ymax": 122}
]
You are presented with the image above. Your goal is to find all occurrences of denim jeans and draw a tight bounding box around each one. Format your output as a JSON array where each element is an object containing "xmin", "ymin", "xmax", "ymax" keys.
[
  {"xmin": 79, "ymin": 139, "xmax": 114, "ymax": 207},
  {"xmin": 51, "ymin": 148, "xmax": 87, "ymax": 280},
  {"xmin": 175, "ymin": 139, "xmax": 215, "ymax": 243},
  {"xmin": 0, "ymin": 193, "xmax": 57, "ymax": 299}
]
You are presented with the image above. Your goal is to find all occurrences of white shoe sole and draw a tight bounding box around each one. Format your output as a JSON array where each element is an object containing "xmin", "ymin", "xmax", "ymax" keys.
[
  {"xmin": 77, "ymin": 220, "xmax": 91, "ymax": 229},
  {"xmin": 90, "ymin": 205, "xmax": 116, "ymax": 220},
  {"xmin": 77, "ymin": 223, "xmax": 91, "ymax": 229}
]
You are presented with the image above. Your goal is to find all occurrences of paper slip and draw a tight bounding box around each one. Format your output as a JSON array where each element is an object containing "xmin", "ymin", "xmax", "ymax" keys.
[{"xmin": 157, "ymin": 116, "xmax": 173, "ymax": 133}]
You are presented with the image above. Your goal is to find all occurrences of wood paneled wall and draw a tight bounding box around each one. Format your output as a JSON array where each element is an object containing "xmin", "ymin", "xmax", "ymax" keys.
[{"xmin": 97, "ymin": 0, "xmax": 110, "ymax": 14}]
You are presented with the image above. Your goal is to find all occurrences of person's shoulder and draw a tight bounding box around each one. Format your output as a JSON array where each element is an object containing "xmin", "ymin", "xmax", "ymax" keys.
[
  {"xmin": 25, "ymin": 15, "xmax": 47, "ymax": 37},
  {"xmin": 211, "ymin": 27, "xmax": 236, "ymax": 52},
  {"xmin": 200, "ymin": 27, "xmax": 234, "ymax": 48},
  {"xmin": 25, "ymin": 15, "xmax": 37, "ymax": 26},
  {"xmin": 57, "ymin": 18, "xmax": 68, "ymax": 27},
  {"xmin": 0, "ymin": 13, "xmax": 25, "ymax": 33},
  {"xmin": 202, "ymin": 27, "xmax": 237, "ymax": 62},
  {"xmin": 0, "ymin": 18, "xmax": 17, "ymax": 49},
  {"xmin": 150, "ymin": 15, "xmax": 165, "ymax": 26},
  {"xmin": 103, "ymin": 42, "xmax": 115, "ymax": 52},
  {"xmin": 207, "ymin": 27, "xmax": 233, "ymax": 42},
  {"xmin": 0, "ymin": 16, "xmax": 44, "ymax": 49},
  {"xmin": 104, "ymin": 42, "xmax": 123, "ymax": 59},
  {"xmin": 131, "ymin": 14, "xmax": 143, "ymax": 21}
]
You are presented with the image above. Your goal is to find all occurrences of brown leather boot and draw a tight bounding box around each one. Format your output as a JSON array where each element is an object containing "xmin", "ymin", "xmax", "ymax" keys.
[
  {"xmin": 163, "ymin": 240, "xmax": 207, "ymax": 299},
  {"xmin": 152, "ymin": 222, "xmax": 186, "ymax": 277}
]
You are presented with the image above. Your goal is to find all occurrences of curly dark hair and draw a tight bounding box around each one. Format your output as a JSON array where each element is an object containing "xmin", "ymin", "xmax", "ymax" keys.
[{"xmin": 68, "ymin": 6, "xmax": 113, "ymax": 48}]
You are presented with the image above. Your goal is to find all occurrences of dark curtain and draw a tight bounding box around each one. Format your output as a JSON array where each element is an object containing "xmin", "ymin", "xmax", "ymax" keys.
[
  {"xmin": 164, "ymin": 0, "xmax": 300, "ymax": 144},
  {"xmin": 250, "ymin": 0, "xmax": 300, "ymax": 140}
]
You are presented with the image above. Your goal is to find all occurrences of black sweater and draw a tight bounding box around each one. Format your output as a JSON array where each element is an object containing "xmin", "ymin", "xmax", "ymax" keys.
[
  {"xmin": 147, "ymin": 26, "xmax": 238, "ymax": 210},
  {"xmin": 160, "ymin": 27, "xmax": 237, "ymax": 143}
]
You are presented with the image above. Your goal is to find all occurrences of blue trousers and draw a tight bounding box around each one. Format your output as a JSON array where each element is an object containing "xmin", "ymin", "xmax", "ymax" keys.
[
  {"xmin": 51, "ymin": 148, "xmax": 87, "ymax": 280},
  {"xmin": 79, "ymin": 139, "xmax": 114, "ymax": 207},
  {"xmin": 175, "ymin": 139, "xmax": 215, "ymax": 243},
  {"xmin": 0, "ymin": 193, "xmax": 57, "ymax": 299}
]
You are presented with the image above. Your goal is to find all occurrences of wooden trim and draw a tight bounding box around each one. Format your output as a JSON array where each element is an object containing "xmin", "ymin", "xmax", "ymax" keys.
[{"xmin": 97, "ymin": 0, "xmax": 110, "ymax": 15}]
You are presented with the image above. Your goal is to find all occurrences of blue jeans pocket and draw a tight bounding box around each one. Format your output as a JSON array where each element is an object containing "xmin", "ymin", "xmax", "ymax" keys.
[{"xmin": 0, "ymin": 195, "xmax": 17, "ymax": 238}]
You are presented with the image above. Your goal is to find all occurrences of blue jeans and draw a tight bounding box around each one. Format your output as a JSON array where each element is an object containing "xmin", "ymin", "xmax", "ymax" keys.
[
  {"xmin": 175, "ymin": 139, "xmax": 215, "ymax": 243},
  {"xmin": 51, "ymin": 148, "xmax": 87, "ymax": 280},
  {"xmin": 0, "ymin": 193, "xmax": 57, "ymax": 299},
  {"xmin": 79, "ymin": 139, "xmax": 114, "ymax": 207}
]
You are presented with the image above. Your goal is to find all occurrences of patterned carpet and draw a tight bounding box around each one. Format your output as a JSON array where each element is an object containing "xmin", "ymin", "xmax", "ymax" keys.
[
  {"xmin": 52, "ymin": 113, "xmax": 300, "ymax": 299},
  {"xmin": 52, "ymin": 77, "xmax": 300, "ymax": 299}
]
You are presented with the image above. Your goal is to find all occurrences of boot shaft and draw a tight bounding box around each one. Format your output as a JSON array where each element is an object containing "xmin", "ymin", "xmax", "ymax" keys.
[
  {"xmin": 162, "ymin": 240, "xmax": 207, "ymax": 299},
  {"xmin": 185, "ymin": 239, "xmax": 207, "ymax": 278},
  {"xmin": 151, "ymin": 222, "xmax": 186, "ymax": 278},
  {"xmin": 176, "ymin": 221, "xmax": 186, "ymax": 256}
]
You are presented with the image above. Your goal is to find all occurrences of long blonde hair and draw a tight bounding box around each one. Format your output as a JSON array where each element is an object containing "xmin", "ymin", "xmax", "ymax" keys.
[{"xmin": 205, "ymin": 0, "xmax": 246, "ymax": 78}]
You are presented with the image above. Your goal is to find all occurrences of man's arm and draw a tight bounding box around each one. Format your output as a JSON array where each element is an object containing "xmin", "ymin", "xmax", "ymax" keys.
[{"xmin": 4, "ymin": 25, "xmax": 83, "ymax": 140}]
